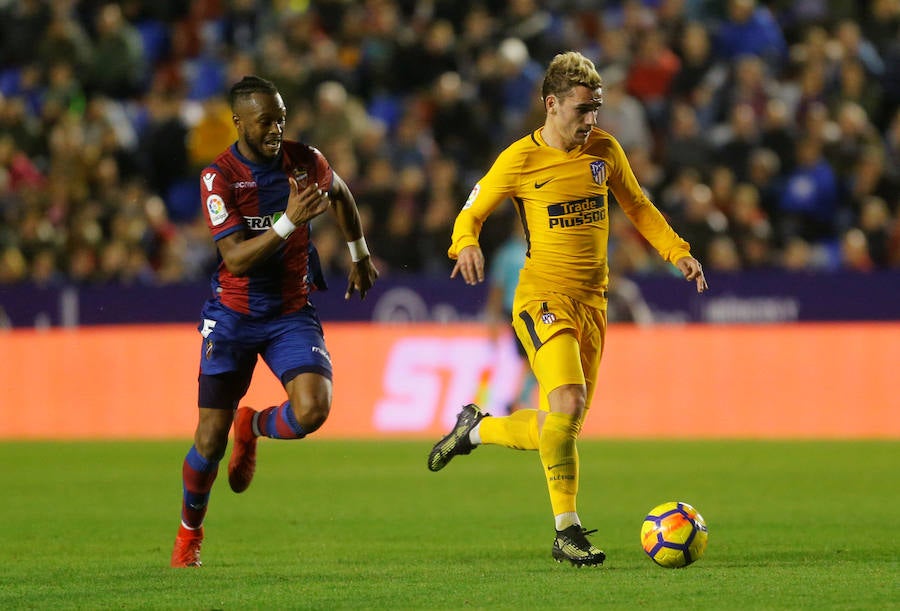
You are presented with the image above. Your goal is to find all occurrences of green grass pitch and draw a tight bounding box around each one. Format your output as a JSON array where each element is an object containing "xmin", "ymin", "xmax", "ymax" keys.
[{"xmin": 0, "ymin": 439, "xmax": 896, "ymax": 609}]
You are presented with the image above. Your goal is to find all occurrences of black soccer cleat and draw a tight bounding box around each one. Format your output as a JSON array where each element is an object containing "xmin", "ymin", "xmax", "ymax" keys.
[
  {"xmin": 427, "ymin": 403, "xmax": 488, "ymax": 472},
  {"xmin": 552, "ymin": 525, "xmax": 606, "ymax": 567}
]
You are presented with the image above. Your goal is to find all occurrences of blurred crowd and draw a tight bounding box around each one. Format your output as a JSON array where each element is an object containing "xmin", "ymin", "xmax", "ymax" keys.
[{"xmin": 0, "ymin": 0, "xmax": 899, "ymax": 288}]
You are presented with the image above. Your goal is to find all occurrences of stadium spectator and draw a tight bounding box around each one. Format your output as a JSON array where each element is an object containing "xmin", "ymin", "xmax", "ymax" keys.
[
  {"xmin": 186, "ymin": 95, "xmax": 236, "ymax": 172},
  {"xmin": 778, "ymin": 135, "xmax": 841, "ymax": 243},
  {"xmin": 710, "ymin": 102, "xmax": 762, "ymax": 180},
  {"xmin": 728, "ymin": 182, "xmax": 772, "ymax": 256},
  {"xmin": 305, "ymin": 80, "xmax": 369, "ymax": 152},
  {"xmin": 781, "ymin": 235, "xmax": 820, "ymax": 270},
  {"xmin": 0, "ymin": 0, "xmax": 51, "ymax": 68},
  {"xmin": 857, "ymin": 195, "xmax": 893, "ymax": 267},
  {"xmin": 845, "ymin": 144, "xmax": 900, "ymax": 222},
  {"xmin": 661, "ymin": 101, "xmax": 713, "ymax": 181},
  {"xmin": 759, "ymin": 98, "xmax": 796, "ymax": 174},
  {"xmin": 677, "ymin": 181, "xmax": 729, "ymax": 263},
  {"xmin": 0, "ymin": 94, "xmax": 43, "ymax": 158},
  {"xmin": 377, "ymin": 166, "xmax": 425, "ymax": 273},
  {"xmin": 829, "ymin": 58, "xmax": 884, "ymax": 129},
  {"xmin": 138, "ymin": 91, "xmax": 191, "ymax": 218},
  {"xmin": 746, "ymin": 147, "xmax": 784, "ymax": 228},
  {"xmin": 37, "ymin": 12, "xmax": 93, "ymax": 74},
  {"xmin": 832, "ymin": 18, "xmax": 885, "ymax": 79},
  {"xmin": 862, "ymin": 0, "xmax": 900, "ymax": 59},
  {"xmin": 393, "ymin": 18, "xmax": 459, "ymax": 95},
  {"xmin": 625, "ymin": 29, "xmax": 681, "ymax": 131},
  {"xmin": 488, "ymin": 37, "xmax": 545, "ymax": 146},
  {"xmin": 590, "ymin": 24, "xmax": 633, "ymax": 73},
  {"xmin": 716, "ymin": 54, "xmax": 775, "ymax": 125},
  {"xmin": 706, "ymin": 234, "xmax": 743, "ymax": 271},
  {"xmin": 713, "ymin": 0, "xmax": 788, "ymax": 71},
  {"xmin": 0, "ymin": 134, "xmax": 44, "ymax": 192},
  {"xmin": 87, "ymin": 3, "xmax": 146, "ymax": 98},
  {"xmin": 429, "ymin": 71, "xmax": 493, "ymax": 171},
  {"xmin": 840, "ymin": 227, "xmax": 875, "ymax": 271},
  {"xmin": 0, "ymin": 0, "xmax": 896, "ymax": 290},
  {"xmin": 669, "ymin": 20, "xmax": 727, "ymax": 113},
  {"xmin": 499, "ymin": 0, "xmax": 563, "ymax": 64},
  {"xmin": 595, "ymin": 65, "xmax": 653, "ymax": 155},
  {"xmin": 28, "ymin": 245, "xmax": 64, "ymax": 286}
]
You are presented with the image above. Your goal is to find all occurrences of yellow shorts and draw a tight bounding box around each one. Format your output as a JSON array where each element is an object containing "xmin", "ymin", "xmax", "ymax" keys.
[{"xmin": 511, "ymin": 291, "xmax": 607, "ymax": 412}]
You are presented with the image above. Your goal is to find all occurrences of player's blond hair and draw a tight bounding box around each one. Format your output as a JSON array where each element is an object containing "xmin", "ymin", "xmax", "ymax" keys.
[{"xmin": 541, "ymin": 52, "xmax": 602, "ymax": 101}]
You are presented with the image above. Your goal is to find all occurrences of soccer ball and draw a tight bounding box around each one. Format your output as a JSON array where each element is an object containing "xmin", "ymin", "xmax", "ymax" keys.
[{"xmin": 640, "ymin": 501, "xmax": 708, "ymax": 568}]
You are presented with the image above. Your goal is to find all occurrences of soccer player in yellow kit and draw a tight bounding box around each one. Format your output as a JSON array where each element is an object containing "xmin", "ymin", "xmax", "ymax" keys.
[{"xmin": 427, "ymin": 51, "xmax": 708, "ymax": 567}]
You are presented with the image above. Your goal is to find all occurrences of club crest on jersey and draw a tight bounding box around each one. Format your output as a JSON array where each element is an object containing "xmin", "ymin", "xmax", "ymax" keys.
[
  {"xmin": 207, "ymin": 194, "xmax": 227, "ymax": 226},
  {"xmin": 202, "ymin": 172, "xmax": 216, "ymax": 191},
  {"xmin": 590, "ymin": 160, "xmax": 607, "ymax": 185},
  {"xmin": 540, "ymin": 301, "xmax": 556, "ymax": 324},
  {"xmin": 293, "ymin": 169, "xmax": 309, "ymax": 188}
]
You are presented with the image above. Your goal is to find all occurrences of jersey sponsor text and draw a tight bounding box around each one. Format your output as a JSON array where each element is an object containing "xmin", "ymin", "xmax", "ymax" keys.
[{"xmin": 547, "ymin": 196, "xmax": 606, "ymax": 228}]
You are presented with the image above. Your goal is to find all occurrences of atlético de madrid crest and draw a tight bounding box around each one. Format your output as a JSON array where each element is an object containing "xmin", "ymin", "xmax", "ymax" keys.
[{"xmin": 590, "ymin": 160, "xmax": 607, "ymax": 185}]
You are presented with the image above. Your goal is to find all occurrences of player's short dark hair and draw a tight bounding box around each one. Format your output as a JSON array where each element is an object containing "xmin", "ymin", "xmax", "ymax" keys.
[{"xmin": 229, "ymin": 76, "xmax": 279, "ymax": 110}]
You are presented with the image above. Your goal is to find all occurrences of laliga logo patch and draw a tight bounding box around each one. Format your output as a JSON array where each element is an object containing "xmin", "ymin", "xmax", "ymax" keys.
[
  {"xmin": 590, "ymin": 160, "xmax": 607, "ymax": 185},
  {"xmin": 463, "ymin": 184, "xmax": 480, "ymax": 209},
  {"xmin": 207, "ymin": 194, "xmax": 227, "ymax": 226},
  {"xmin": 293, "ymin": 169, "xmax": 309, "ymax": 188}
]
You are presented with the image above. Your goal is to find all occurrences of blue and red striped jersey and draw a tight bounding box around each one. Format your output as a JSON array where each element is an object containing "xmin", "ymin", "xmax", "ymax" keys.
[{"xmin": 201, "ymin": 141, "xmax": 333, "ymax": 317}]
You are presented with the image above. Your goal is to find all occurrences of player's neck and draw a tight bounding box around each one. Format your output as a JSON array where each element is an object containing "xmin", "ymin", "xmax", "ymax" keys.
[
  {"xmin": 236, "ymin": 140, "xmax": 273, "ymax": 166},
  {"xmin": 539, "ymin": 126, "xmax": 577, "ymax": 153}
]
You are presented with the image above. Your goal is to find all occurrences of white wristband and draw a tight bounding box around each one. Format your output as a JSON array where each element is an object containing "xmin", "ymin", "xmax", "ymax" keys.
[
  {"xmin": 273, "ymin": 214, "xmax": 296, "ymax": 239},
  {"xmin": 348, "ymin": 237, "xmax": 370, "ymax": 262}
]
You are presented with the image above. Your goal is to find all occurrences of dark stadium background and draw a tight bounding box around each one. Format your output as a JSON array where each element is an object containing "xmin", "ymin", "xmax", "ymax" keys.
[{"xmin": 0, "ymin": 0, "xmax": 897, "ymax": 329}]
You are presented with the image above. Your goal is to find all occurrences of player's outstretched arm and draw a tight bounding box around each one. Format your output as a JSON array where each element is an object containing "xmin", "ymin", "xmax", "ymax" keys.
[
  {"xmin": 675, "ymin": 256, "xmax": 708, "ymax": 294},
  {"xmin": 329, "ymin": 172, "xmax": 379, "ymax": 300}
]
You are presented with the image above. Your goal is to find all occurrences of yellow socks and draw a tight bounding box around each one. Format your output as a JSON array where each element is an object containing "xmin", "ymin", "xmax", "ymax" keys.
[
  {"xmin": 478, "ymin": 409, "xmax": 540, "ymax": 450},
  {"xmin": 539, "ymin": 411, "xmax": 581, "ymax": 518},
  {"xmin": 477, "ymin": 409, "xmax": 583, "ymax": 527}
]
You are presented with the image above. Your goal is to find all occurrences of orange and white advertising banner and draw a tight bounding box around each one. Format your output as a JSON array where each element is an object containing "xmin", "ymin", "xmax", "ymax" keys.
[{"xmin": 0, "ymin": 322, "xmax": 897, "ymax": 440}]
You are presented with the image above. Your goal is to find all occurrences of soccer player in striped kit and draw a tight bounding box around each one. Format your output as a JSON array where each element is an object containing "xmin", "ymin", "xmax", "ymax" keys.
[
  {"xmin": 428, "ymin": 52, "xmax": 707, "ymax": 566},
  {"xmin": 171, "ymin": 76, "xmax": 378, "ymax": 567}
]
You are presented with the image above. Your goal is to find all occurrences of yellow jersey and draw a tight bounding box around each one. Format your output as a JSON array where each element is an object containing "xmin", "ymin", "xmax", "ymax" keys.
[{"xmin": 449, "ymin": 127, "xmax": 692, "ymax": 309}]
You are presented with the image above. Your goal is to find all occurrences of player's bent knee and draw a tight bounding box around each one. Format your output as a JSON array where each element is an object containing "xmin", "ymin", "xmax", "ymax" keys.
[
  {"xmin": 297, "ymin": 401, "xmax": 330, "ymax": 433},
  {"xmin": 547, "ymin": 384, "xmax": 587, "ymax": 417},
  {"xmin": 284, "ymin": 372, "xmax": 333, "ymax": 433},
  {"xmin": 194, "ymin": 406, "xmax": 234, "ymax": 459},
  {"xmin": 194, "ymin": 429, "xmax": 228, "ymax": 461}
]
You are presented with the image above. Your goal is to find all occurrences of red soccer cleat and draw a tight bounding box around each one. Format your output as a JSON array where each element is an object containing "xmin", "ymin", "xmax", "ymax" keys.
[
  {"xmin": 228, "ymin": 406, "xmax": 258, "ymax": 493},
  {"xmin": 170, "ymin": 525, "xmax": 203, "ymax": 567}
]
